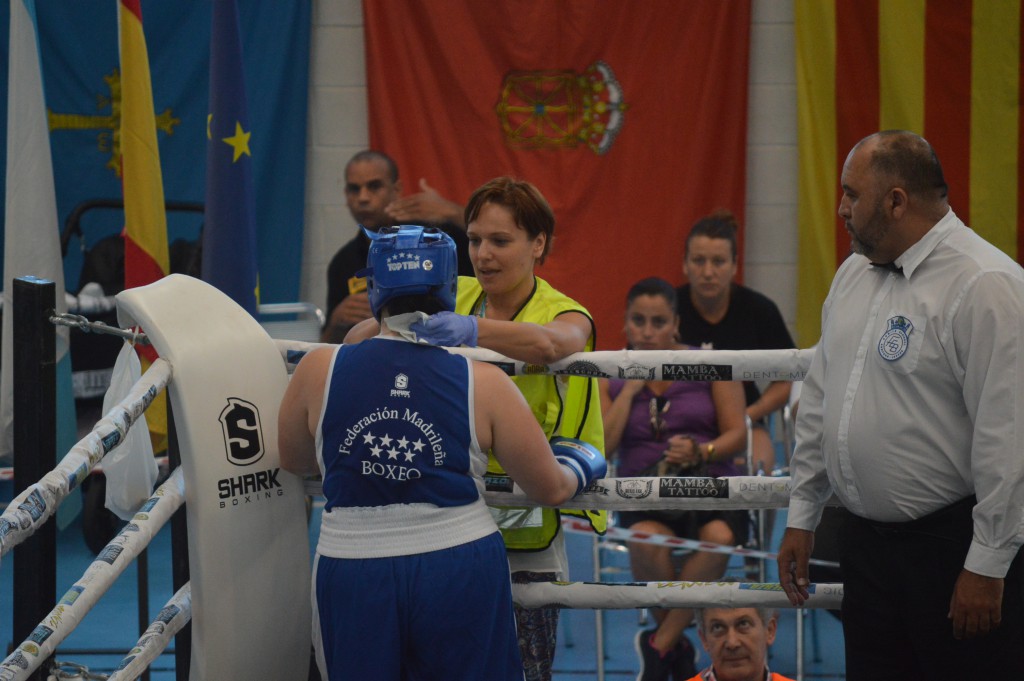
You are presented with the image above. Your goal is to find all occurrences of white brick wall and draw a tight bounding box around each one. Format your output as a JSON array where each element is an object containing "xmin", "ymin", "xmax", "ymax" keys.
[
  {"xmin": 302, "ymin": 0, "xmax": 368, "ymax": 310},
  {"xmin": 303, "ymin": 0, "xmax": 800, "ymax": 340},
  {"xmin": 745, "ymin": 0, "xmax": 798, "ymax": 336}
]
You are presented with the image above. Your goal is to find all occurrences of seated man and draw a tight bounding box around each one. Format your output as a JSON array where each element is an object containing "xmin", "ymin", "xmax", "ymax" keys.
[
  {"xmin": 686, "ymin": 605, "xmax": 794, "ymax": 681},
  {"xmin": 323, "ymin": 150, "xmax": 472, "ymax": 341}
]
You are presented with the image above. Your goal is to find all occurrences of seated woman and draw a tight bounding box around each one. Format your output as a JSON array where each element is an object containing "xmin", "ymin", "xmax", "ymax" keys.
[{"xmin": 598, "ymin": 277, "xmax": 747, "ymax": 681}]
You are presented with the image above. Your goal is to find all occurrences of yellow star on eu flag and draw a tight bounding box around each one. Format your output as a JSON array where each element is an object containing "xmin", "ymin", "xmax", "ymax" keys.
[{"xmin": 222, "ymin": 121, "xmax": 252, "ymax": 162}]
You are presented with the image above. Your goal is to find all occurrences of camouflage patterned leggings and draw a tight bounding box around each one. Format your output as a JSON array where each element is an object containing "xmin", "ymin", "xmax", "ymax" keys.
[{"xmin": 512, "ymin": 571, "xmax": 560, "ymax": 681}]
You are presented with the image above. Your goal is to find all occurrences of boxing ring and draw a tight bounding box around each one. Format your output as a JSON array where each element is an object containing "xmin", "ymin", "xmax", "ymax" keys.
[{"xmin": 0, "ymin": 274, "xmax": 837, "ymax": 681}]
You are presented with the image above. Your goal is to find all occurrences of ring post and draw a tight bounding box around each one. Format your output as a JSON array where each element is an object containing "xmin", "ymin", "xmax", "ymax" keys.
[
  {"xmin": 167, "ymin": 403, "xmax": 190, "ymax": 681},
  {"xmin": 11, "ymin": 276, "xmax": 57, "ymax": 680}
]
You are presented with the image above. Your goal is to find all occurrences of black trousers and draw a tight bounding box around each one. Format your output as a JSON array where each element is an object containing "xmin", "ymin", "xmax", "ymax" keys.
[{"xmin": 839, "ymin": 497, "xmax": 1024, "ymax": 681}]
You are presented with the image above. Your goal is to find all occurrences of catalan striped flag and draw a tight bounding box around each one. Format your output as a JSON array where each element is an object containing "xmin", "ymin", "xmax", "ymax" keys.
[
  {"xmin": 119, "ymin": 0, "xmax": 169, "ymax": 447},
  {"xmin": 795, "ymin": 0, "xmax": 1023, "ymax": 346},
  {"xmin": 202, "ymin": 0, "xmax": 259, "ymax": 315}
]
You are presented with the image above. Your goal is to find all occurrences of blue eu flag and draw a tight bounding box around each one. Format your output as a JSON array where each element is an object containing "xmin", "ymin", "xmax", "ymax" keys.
[{"xmin": 202, "ymin": 0, "xmax": 258, "ymax": 315}]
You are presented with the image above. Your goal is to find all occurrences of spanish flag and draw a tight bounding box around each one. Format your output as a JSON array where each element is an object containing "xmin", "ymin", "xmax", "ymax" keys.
[
  {"xmin": 119, "ymin": 0, "xmax": 170, "ymax": 448},
  {"xmin": 796, "ymin": 0, "xmax": 1023, "ymax": 346}
]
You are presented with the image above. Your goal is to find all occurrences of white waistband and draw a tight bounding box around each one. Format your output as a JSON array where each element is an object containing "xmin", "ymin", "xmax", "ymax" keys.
[{"xmin": 316, "ymin": 497, "xmax": 498, "ymax": 558}]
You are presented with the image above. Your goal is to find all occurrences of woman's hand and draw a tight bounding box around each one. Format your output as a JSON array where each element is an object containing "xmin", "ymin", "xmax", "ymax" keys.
[
  {"xmin": 663, "ymin": 434, "xmax": 700, "ymax": 468},
  {"xmin": 617, "ymin": 379, "xmax": 646, "ymax": 401},
  {"xmin": 599, "ymin": 379, "xmax": 648, "ymax": 456}
]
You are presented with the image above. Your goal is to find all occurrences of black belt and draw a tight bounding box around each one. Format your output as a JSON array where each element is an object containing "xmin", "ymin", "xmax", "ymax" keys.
[{"xmin": 857, "ymin": 495, "xmax": 975, "ymax": 539}]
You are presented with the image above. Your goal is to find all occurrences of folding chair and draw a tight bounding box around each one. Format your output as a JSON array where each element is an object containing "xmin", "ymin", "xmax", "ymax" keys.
[{"xmin": 592, "ymin": 416, "xmax": 757, "ymax": 681}]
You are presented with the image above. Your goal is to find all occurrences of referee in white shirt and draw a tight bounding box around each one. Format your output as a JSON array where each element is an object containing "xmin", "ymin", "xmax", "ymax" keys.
[{"xmin": 777, "ymin": 130, "xmax": 1024, "ymax": 680}]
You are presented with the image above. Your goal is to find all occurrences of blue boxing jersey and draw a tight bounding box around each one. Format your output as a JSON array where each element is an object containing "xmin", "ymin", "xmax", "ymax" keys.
[{"xmin": 314, "ymin": 336, "xmax": 496, "ymax": 558}]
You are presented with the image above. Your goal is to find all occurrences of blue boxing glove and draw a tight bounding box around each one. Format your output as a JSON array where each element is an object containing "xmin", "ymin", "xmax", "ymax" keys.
[
  {"xmin": 550, "ymin": 436, "xmax": 608, "ymax": 497},
  {"xmin": 410, "ymin": 311, "xmax": 479, "ymax": 347}
]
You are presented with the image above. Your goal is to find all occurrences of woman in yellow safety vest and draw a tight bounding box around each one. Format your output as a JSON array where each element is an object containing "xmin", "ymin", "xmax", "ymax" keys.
[
  {"xmin": 345, "ymin": 176, "xmax": 606, "ymax": 681},
  {"xmin": 410, "ymin": 176, "xmax": 606, "ymax": 681}
]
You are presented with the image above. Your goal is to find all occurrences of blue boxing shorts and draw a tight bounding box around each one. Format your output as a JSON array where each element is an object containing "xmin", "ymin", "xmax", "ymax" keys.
[{"xmin": 312, "ymin": 531, "xmax": 524, "ymax": 680}]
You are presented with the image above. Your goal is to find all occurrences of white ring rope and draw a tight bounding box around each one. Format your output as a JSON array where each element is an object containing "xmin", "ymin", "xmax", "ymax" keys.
[
  {"xmin": 302, "ymin": 474, "xmax": 814, "ymax": 511},
  {"xmin": 1, "ymin": 467, "xmax": 185, "ymax": 681},
  {"xmin": 488, "ymin": 475, "xmax": 799, "ymax": 511},
  {"xmin": 512, "ymin": 580, "xmax": 843, "ymax": 610},
  {"xmin": 0, "ymin": 358, "xmax": 171, "ymax": 559},
  {"xmin": 106, "ymin": 584, "xmax": 192, "ymax": 681},
  {"xmin": 272, "ymin": 340, "xmax": 816, "ymax": 382}
]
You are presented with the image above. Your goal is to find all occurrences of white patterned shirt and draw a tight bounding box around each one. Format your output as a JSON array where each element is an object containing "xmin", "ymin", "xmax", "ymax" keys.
[{"xmin": 788, "ymin": 210, "xmax": 1024, "ymax": 577}]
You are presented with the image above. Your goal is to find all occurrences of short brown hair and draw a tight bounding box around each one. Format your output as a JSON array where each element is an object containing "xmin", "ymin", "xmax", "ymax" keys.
[
  {"xmin": 464, "ymin": 177, "xmax": 556, "ymax": 263},
  {"xmin": 685, "ymin": 210, "xmax": 739, "ymax": 262}
]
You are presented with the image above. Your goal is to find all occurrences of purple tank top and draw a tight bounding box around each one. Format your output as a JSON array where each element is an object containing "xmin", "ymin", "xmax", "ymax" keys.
[{"xmin": 607, "ymin": 378, "xmax": 740, "ymax": 478}]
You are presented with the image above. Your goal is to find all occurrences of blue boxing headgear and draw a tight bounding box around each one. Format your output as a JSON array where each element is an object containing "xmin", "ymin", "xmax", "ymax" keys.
[{"xmin": 357, "ymin": 225, "xmax": 458, "ymax": 320}]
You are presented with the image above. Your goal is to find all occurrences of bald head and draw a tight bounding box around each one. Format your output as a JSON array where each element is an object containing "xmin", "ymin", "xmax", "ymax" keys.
[
  {"xmin": 853, "ymin": 130, "xmax": 948, "ymax": 207},
  {"xmin": 839, "ymin": 131, "xmax": 951, "ymax": 262}
]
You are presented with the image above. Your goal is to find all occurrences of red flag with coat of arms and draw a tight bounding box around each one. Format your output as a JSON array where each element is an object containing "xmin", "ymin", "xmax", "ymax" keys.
[{"xmin": 364, "ymin": 0, "xmax": 751, "ymax": 349}]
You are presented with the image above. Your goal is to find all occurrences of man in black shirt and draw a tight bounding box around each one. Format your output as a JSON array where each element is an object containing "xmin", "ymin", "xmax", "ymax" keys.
[
  {"xmin": 323, "ymin": 150, "xmax": 472, "ymax": 341},
  {"xmin": 676, "ymin": 211, "xmax": 795, "ymax": 476}
]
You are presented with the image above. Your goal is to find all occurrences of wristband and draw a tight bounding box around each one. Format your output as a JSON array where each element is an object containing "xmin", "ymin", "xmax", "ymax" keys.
[{"xmin": 705, "ymin": 442, "xmax": 715, "ymax": 462}]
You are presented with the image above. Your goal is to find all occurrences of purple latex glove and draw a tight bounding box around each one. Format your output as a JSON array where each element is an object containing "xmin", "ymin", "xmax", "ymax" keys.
[{"xmin": 410, "ymin": 311, "xmax": 479, "ymax": 347}]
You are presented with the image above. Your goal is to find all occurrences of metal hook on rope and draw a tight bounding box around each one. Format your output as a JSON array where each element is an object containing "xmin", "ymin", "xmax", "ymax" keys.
[{"xmin": 50, "ymin": 312, "xmax": 150, "ymax": 345}]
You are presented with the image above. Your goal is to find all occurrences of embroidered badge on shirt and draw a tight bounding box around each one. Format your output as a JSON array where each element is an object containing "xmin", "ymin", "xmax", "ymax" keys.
[
  {"xmin": 390, "ymin": 373, "xmax": 410, "ymax": 398},
  {"xmin": 878, "ymin": 315, "xmax": 914, "ymax": 361}
]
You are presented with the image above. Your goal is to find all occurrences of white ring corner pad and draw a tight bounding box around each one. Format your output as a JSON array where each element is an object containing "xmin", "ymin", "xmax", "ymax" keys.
[{"xmin": 116, "ymin": 274, "xmax": 311, "ymax": 681}]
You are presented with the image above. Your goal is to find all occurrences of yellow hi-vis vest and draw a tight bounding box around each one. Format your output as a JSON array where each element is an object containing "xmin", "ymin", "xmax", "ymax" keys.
[{"xmin": 456, "ymin": 276, "xmax": 607, "ymax": 551}]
